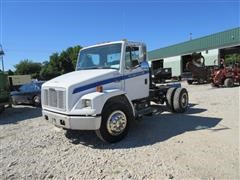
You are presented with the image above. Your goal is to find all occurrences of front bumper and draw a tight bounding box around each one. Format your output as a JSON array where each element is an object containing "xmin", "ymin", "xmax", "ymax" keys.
[{"xmin": 42, "ymin": 109, "xmax": 101, "ymax": 130}]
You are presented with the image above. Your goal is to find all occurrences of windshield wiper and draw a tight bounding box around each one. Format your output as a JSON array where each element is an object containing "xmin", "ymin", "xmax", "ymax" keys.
[{"xmin": 78, "ymin": 66, "xmax": 118, "ymax": 70}]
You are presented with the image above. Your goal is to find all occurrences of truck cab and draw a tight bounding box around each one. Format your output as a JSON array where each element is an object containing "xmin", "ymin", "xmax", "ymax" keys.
[{"xmin": 42, "ymin": 40, "xmax": 188, "ymax": 143}]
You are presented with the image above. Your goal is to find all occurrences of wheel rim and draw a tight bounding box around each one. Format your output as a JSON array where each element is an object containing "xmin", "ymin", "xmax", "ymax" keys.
[
  {"xmin": 181, "ymin": 93, "xmax": 188, "ymax": 108},
  {"xmin": 107, "ymin": 110, "xmax": 127, "ymax": 136},
  {"xmin": 34, "ymin": 96, "xmax": 40, "ymax": 104}
]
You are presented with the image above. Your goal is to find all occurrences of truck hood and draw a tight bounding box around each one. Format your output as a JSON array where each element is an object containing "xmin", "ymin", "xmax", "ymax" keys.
[{"xmin": 43, "ymin": 69, "xmax": 120, "ymax": 88}]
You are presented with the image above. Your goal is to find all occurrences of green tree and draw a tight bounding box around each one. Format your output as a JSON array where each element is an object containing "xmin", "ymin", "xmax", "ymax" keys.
[
  {"xmin": 14, "ymin": 59, "xmax": 42, "ymax": 78},
  {"xmin": 59, "ymin": 45, "xmax": 81, "ymax": 73},
  {"xmin": 14, "ymin": 45, "xmax": 82, "ymax": 80},
  {"xmin": 225, "ymin": 53, "xmax": 240, "ymax": 66},
  {"xmin": 40, "ymin": 61, "xmax": 61, "ymax": 80},
  {"xmin": 39, "ymin": 45, "xmax": 81, "ymax": 80}
]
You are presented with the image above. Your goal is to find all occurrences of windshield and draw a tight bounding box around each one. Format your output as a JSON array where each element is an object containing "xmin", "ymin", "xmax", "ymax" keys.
[{"xmin": 76, "ymin": 43, "xmax": 122, "ymax": 70}]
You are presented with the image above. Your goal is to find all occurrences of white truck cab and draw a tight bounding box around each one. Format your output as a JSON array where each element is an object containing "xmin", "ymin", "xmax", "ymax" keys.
[{"xmin": 42, "ymin": 40, "xmax": 189, "ymax": 143}]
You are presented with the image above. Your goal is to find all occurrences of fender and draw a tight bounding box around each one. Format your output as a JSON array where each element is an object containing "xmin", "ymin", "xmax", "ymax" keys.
[{"xmin": 70, "ymin": 89, "xmax": 135, "ymax": 116}]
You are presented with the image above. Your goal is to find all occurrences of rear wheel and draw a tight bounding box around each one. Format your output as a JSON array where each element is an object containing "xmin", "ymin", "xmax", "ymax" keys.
[
  {"xmin": 96, "ymin": 99, "xmax": 133, "ymax": 143},
  {"xmin": 166, "ymin": 87, "xmax": 176, "ymax": 112},
  {"xmin": 173, "ymin": 88, "xmax": 189, "ymax": 113},
  {"xmin": 224, "ymin": 78, "xmax": 234, "ymax": 87}
]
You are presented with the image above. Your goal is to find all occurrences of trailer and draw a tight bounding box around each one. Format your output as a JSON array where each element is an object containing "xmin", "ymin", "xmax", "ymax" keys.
[
  {"xmin": 8, "ymin": 75, "xmax": 31, "ymax": 91},
  {"xmin": 42, "ymin": 40, "xmax": 189, "ymax": 143}
]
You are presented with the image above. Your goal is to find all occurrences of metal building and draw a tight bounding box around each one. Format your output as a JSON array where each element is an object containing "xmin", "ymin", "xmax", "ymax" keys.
[{"xmin": 148, "ymin": 27, "xmax": 240, "ymax": 78}]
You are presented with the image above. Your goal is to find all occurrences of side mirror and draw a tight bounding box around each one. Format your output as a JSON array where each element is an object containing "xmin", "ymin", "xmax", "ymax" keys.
[
  {"xmin": 139, "ymin": 45, "xmax": 147, "ymax": 62},
  {"xmin": 140, "ymin": 61, "xmax": 149, "ymax": 70}
]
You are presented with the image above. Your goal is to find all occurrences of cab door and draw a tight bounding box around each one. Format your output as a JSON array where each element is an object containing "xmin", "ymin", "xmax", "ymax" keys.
[{"xmin": 123, "ymin": 44, "xmax": 149, "ymax": 100}]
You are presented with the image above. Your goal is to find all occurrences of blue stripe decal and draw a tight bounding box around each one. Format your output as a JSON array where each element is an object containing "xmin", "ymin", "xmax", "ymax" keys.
[{"xmin": 72, "ymin": 70, "xmax": 149, "ymax": 94}]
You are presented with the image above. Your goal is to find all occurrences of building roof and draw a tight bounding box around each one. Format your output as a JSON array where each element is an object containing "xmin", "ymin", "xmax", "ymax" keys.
[{"xmin": 148, "ymin": 27, "xmax": 240, "ymax": 60}]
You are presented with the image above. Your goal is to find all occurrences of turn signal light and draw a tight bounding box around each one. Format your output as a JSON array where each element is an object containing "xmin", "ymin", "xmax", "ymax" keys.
[{"xmin": 96, "ymin": 86, "xmax": 103, "ymax": 92}]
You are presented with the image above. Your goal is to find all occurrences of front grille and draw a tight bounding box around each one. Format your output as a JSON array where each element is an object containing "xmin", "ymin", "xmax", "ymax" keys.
[{"xmin": 43, "ymin": 88, "xmax": 66, "ymax": 110}]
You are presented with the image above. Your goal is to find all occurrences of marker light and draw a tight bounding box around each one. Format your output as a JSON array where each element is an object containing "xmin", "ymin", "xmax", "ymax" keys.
[{"xmin": 96, "ymin": 86, "xmax": 103, "ymax": 92}]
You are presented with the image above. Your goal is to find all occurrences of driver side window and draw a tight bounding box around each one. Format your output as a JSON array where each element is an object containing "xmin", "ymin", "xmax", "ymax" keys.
[{"xmin": 125, "ymin": 46, "xmax": 140, "ymax": 69}]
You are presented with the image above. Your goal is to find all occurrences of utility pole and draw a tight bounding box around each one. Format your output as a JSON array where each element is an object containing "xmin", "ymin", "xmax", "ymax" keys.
[
  {"xmin": 0, "ymin": 44, "xmax": 4, "ymax": 72},
  {"xmin": 189, "ymin": 33, "xmax": 193, "ymax": 40}
]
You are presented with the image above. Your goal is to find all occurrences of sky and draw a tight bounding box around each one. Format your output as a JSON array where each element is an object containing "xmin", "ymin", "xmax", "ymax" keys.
[{"xmin": 0, "ymin": 0, "xmax": 239, "ymax": 71}]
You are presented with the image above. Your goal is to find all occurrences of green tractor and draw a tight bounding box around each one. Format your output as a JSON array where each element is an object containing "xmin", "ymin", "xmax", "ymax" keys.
[
  {"xmin": 0, "ymin": 45, "xmax": 10, "ymax": 113},
  {"xmin": 0, "ymin": 72, "xmax": 11, "ymax": 113}
]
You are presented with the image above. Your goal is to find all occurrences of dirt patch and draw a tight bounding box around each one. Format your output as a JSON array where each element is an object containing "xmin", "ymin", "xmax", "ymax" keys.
[{"xmin": 0, "ymin": 83, "xmax": 239, "ymax": 179}]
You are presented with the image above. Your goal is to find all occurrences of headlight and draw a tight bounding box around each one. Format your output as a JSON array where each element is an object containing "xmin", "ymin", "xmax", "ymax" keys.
[{"xmin": 83, "ymin": 99, "xmax": 91, "ymax": 107}]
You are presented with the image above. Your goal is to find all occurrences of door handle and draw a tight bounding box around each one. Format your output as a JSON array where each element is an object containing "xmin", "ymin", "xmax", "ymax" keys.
[{"xmin": 145, "ymin": 79, "xmax": 148, "ymax": 84}]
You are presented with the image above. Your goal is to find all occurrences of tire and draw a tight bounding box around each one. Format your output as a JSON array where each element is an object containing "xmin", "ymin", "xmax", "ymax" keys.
[
  {"xmin": 187, "ymin": 80, "xmax": 193, "ymax": 85},
  {"xmin": 95, "ymin": 99, "xmax": 133, "ymax": 143},
  {"xmin": 166, "ymin": 87, "xmax": 176, "ymax": 112},
  {"xmin": 0, "ymin": 105, "xmax": 5, "ymax": 113},
  {"xmin": 224, "ymin": 78, "xmax": 234, "ymax": 87},
  {"xmin": 11, "ymin": 97, "xmax": 17, "ymax": 105},
  {"xmin": 211, "ymin": 83, "xmax": 218, "ymax": 87},
  {"xmin": 173, "ymin": 88, "xmax": 189, "ymax": 113},
  {"xmin": 33, "ymin": 95, "xmax": 41, "ymax": 107},
  {"xmin": 197, "ymin": 78, "xmax": 201, "ymax": 84}
]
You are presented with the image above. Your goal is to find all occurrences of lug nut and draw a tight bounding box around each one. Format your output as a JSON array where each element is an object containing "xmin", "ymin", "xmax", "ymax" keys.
[{"xmin": 60, "ymin": 119, "xmax": 65, "ymax": 126}]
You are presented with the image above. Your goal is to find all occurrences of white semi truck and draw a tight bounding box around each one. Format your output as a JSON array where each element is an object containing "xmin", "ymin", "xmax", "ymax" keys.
[{"xmin": 42, "ymin": 40, "xmax": 189, "ymax": 143}]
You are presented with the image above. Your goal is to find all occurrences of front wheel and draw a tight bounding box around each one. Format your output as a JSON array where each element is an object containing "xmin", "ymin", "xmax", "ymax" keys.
[
  {"xmin": 96, "ymin": 101, "xmax": 132, "ymax": 143},
  {"xmin": 211, "ymin": 83, "xmax": 216, "ymax": 87},
  {"xmin": 10, "ymin": 96, "xmax": 17, "ymax": 105},
  {"xmin": 224, "ymin": 78, "xmax": 234, "ymax": 87},
  {"xmin": 187, "ymin": 80, "xmax": 193, "ymax": 85},
  {"xmin": 33, "ymin": 95, "xmax": 41, "ymax": 107}
]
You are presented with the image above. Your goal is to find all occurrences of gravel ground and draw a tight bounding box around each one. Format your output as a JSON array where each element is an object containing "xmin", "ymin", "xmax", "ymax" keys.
[{"xmin": 0, "ymin": 83, "xmax": 239, "ymax": 179}]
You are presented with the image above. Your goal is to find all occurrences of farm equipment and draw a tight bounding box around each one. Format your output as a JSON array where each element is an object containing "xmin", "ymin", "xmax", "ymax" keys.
[
  {"xmin": 184, "ymin": 53, "xmax": 211, "ymax": 84},
  {"xmin": 0, "ymin": 46, "xmax": 10, "ymax": 113},
  {"xmin": 42, "ymin": 40, "xmax": 189, "ymax": 143},
  {"xmin": 211, "ymin": 59, "xmax": 240, "ymax": 87},
  {"xmin": 0, "ymin": 73, "xmax": 10, "ymax": 113}
]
